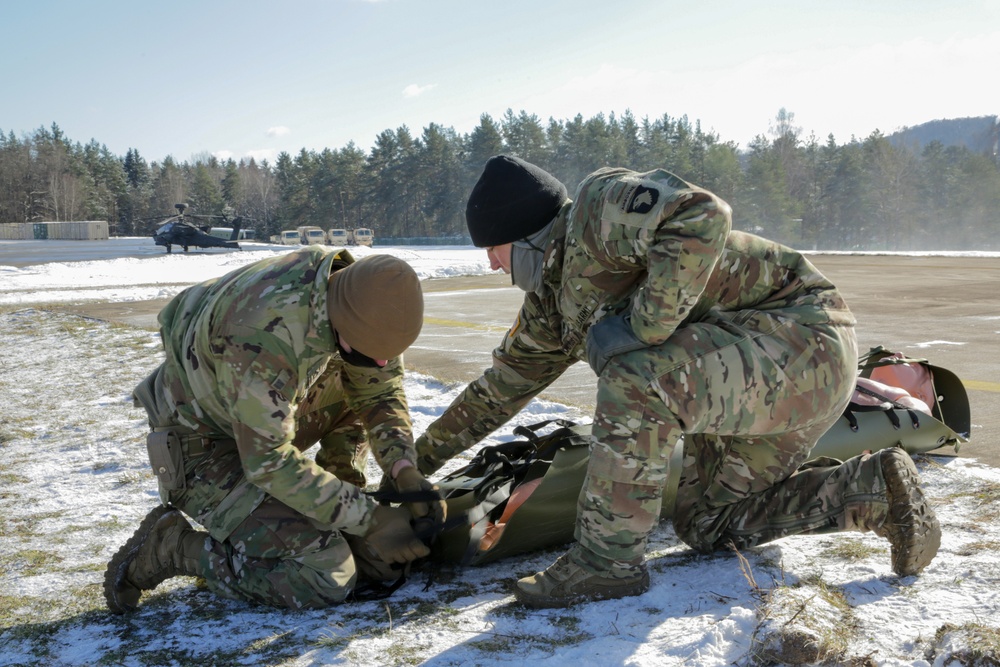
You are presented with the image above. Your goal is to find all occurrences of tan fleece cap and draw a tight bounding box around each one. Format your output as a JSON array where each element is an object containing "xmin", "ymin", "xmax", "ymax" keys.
[{"xmin": 327, "ymin": 254, "xmax": 424, "ymax": 359}]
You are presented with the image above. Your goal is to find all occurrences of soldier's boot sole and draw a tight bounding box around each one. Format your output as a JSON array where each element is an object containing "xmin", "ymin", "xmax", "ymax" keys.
[
  {"xmin": 103, "ymin": 505, "xmax": 193, "ymax": 614},
  {"xmin": 514, "ymin": 554, "xmax": 650, "ymax": 609},
  {"xmin": 879, "ymin": 447, "xmax": 941, "ymax": 576}
]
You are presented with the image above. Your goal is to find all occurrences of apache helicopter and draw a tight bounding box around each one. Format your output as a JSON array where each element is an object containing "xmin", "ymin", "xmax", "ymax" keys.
[{"xmin": 151, "ymin": 203, "xmax": 245, "ymax": 254}]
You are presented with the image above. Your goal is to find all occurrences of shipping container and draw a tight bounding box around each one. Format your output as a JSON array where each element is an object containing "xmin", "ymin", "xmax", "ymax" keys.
[
  {"xmin": 0, "ymin": 223, "xmax": 33, "ymax": 240},
  {"xmin": 20, "ymin": 221, "xmax": 110, "ymax": 240}
]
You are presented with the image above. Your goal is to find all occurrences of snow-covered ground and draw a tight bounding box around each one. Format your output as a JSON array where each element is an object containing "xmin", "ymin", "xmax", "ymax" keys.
[
  {"xmin": 1, "ymin": 243, "xmax": 998, "ymax": 666},
  {"xmin": 0, "ymin": 241, "xmax": 492, "ymax": 306}
]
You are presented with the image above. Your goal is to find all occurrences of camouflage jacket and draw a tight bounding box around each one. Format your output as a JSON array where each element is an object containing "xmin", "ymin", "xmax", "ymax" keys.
[
  {"xmin": 418, "ymin": 167, "xmax": 856, "ymax": 463},
  {"xmin": 158, "ymin": 246, "xmax": 416, "ymax": 532}
]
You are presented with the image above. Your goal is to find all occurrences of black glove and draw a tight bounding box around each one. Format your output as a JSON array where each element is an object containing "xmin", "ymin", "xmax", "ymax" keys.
[
  {"xmin": 393, "ymin": 466, "xmax": 447, "ymax": 527},
  {"xmin": 585, "ymin": 313, "xmax": 648, "ymax": 376},
  {"xmin": 362, "ymin": 505, "xmax": 430, "ymax": 564}
]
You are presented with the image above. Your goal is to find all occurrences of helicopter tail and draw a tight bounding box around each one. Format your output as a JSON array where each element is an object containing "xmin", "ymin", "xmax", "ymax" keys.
[{"xmin": 229, "ymin": 217, "xmax": 243, "ymax": 242}]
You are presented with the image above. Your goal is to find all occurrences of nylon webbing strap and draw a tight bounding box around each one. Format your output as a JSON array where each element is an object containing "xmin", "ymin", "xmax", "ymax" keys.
[{"xmin": 849, "ymin": 384, "xmax": 921, "ymax": 431}]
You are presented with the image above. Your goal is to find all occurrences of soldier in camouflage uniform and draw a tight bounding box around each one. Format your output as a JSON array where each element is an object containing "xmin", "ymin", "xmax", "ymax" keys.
[
  {"xmin": 415, "ymin": 155, "xmax": 941, "ymax": 608},
  {"xmin": 105, "ymin": 247, "xmax": 444, "ymax": 612}
]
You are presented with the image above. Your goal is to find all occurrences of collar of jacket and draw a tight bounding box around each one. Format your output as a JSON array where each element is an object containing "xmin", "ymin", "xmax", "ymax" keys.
[
  {"xmin": 307, "ymin": 248, "xmax": 355, "ymax": 355},
  {"xmin": 536, "ymin": 203, "xmax": 570, "ymax": 296}
]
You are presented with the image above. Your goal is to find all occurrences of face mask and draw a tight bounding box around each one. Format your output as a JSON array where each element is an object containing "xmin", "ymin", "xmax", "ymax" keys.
[
  {"xmin": 510, "ymin": 219, "xmax": 554, "ymax": 293},
  {"xmin": 511, "ymin": 244, "xmax": 544, "ymax": 292},
  {"xmin": 335, "ymin": 333, "xmax": 381, "ymax": 368}
]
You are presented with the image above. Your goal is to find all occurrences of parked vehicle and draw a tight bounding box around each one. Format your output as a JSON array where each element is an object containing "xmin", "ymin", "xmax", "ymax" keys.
[
  {"xmin": 209, "ymin": 227, "xmax": 256, "ymax": 241},
  {"xmin": 327, "ymin": 228, "xmax": 350, "ymax": 246},
  {"xmin": 297, "ymin": 226, "xmax": 327, "ymax": 245},
  {"xmin": 151, "ymin": 204, "xmax": 242, "ymax": 254},
  {"xmin": 351, "ymin": 227, "xmax": 374, "ymax": 247},
  {"xmin": 269, "ymin": 230, "xmax": 300, "ymax": 245}
]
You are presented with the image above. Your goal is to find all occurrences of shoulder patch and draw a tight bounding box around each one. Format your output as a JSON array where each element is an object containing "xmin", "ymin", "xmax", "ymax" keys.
[
  {"xmin": 624, "ymin": 184, "xmax": 659, "ymax": 214},
  {"xmin": 507, "ymin": 312, "xmax": 522, "ymax": 339}
]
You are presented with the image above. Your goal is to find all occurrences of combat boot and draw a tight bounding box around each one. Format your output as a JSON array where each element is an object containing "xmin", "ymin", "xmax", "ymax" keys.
[
  {"xmin": 515, "ymin": 549, "xmax": 650, "ymax": 609},
  {"xmin": 866, "ymin": 447, "xmax": 941, "ymax": 576},
  {"xmin": 104, "ymin": 505, "xmax": 207, "ymax": 614}
]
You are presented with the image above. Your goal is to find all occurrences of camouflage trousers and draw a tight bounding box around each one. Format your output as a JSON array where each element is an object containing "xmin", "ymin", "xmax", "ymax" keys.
[
  {"xmin": 134, "ymin": 363, "xmax": 372, "ymax": 608},
  {"xmin": 575, "ymin": 310, "xmax": 861, "ymax": 571}
]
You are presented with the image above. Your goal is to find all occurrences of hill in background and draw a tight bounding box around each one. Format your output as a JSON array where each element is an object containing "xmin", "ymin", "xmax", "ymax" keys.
[{"xmin": 890, "ymin": 115, "xmax": 998, "ymax": 160}]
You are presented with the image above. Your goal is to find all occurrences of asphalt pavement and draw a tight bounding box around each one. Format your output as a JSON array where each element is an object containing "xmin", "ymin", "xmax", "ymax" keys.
[
  {"xmin": 12, "ymin": 248, "xmax": 999, "ymax": 468},
  {"xmin": 414, "ymin": 261, "xmax": 1000, "ymax": 468}
]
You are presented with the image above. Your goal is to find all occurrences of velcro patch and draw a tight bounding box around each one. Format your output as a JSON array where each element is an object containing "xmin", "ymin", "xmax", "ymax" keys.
[{"xmin": 271, "ymin": 369, "xmax": 292, "ymax": 393}]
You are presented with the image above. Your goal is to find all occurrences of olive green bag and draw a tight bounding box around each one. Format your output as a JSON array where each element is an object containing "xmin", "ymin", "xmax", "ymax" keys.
[
  {"xmin": 432, "ymin": 348, "xmax": 970, "ymax": 566},
  {"xmin": 432, "ymin": 420, "xmax": 590, "ymax": 565},
  {"xmin": 431, "ymin": 419, "xmax": 682, "ymax": 566}
]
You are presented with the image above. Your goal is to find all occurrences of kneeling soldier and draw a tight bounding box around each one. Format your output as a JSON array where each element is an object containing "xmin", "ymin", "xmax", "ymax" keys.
[
  {"xmin": 415, "ymin": 155, "xmax": 940, "ymax": 608},
  {"xmin": 105, "ymin": 248, "xmax": 444, "ymax": 612}
]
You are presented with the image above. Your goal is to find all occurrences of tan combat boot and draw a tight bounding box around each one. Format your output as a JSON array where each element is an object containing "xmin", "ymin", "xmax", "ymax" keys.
[
  {"xmin": 104, "ymin": 505, "xmax": 207, "ymax": 614},
  {"xmin": 515, "ymin": 549, "xmax": 650, "ymax": 609},
  {"xmin": 868, "ymin": 447, "xmax": 941, "ymax": 576}
]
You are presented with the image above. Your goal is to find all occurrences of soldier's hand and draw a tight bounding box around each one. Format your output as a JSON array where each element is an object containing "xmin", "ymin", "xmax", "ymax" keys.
[
  {"xmin": 363, "ymin": 505, "xmax": 431, "ymax": 564},
  {"xmin": 394, "ymin": 466, "xmax": 447, "ymax": 527}
]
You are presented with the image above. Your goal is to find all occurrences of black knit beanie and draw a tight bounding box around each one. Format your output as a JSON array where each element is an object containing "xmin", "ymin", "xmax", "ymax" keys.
[{"xmin": 465, "ymin": 155, "xmax": 568, "ymax": 248}]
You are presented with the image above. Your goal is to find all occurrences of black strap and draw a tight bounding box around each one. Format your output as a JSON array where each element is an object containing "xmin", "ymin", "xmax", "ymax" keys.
[
  {"xmin": 858, "ymin": 345, "xmax": 928, "ymax": 369},
  {"xmin": 367, "ymin": 487, "xmax": 442, "ymax": 505},
  {"xmin": 346, "ymin": 573, "xmax": 409, "ymax": 601},
  {"xmin": 848, "ymin": 385, "xmax": 921, "ymax": 431}
]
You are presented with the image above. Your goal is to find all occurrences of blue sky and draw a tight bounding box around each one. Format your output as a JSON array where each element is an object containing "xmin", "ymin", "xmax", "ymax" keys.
[{"xmin": 4, "ymin": 0, "xmax": 998, "ymax": 164}]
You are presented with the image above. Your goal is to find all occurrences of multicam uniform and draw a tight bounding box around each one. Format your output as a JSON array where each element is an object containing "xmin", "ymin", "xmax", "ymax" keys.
[
  {"xmin": 135, "ymin": 245, "xmax": 417, "ymax": 607},
  {"xmin": 417, "ymin": 167, "xmax": 866, "ymax": 571}
]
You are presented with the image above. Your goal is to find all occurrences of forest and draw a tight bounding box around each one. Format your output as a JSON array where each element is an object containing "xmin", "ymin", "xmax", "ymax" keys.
[{"xmin": 1, "ymin": 109, "xmax": 998, "ymax": 250}]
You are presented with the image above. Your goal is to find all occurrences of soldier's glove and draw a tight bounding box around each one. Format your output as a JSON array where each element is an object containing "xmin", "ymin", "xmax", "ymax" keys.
[
  {"xmin": 393, "ymin": 466, "xmax": 447, "ymax": 528},
  {"xmin": 362, "ymin": 505, "xmax": 431, "ymax": 564},
  {"xmin": 586, "ymin": 313, "xmax": 648, "ymax": 376}
]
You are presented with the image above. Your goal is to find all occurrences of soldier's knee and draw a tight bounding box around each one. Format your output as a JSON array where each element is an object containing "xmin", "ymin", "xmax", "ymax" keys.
[
  {"xmin": 274, "ymin": 540, "xmax": 358, "ymax": 609},
  {"xmin": 595, "ymin": 349, "xmax": 648, "ymax": 389},
  {"xmin": 672, "ymin": 501, "xmax": 729, "ymax": 553},
  {"xmin": 673, "ymin": 519, "xmax": 712, "ymax": 553}
]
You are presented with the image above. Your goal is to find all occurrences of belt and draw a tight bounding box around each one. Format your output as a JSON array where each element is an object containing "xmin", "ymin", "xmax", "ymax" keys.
[
  {"xmin": 152, "ymin": 425, "xmax": 233, "ymax": 457},
  {"xmin": 177, "ymin": 433, "xmax": 217, "ymax": 457}
]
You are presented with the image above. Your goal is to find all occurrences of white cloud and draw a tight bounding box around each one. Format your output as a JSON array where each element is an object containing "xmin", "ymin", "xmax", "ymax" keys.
[
  {"xmin": 212, "ymin": 150, "xmax": 234, "ymax": 161},
  {"xmin": 403, "ymin": 83, "xmax": 436, "ymax": 98},
  {"xmin": 266, "ymin": 126, "xmax": 291, "ymax": 138}
]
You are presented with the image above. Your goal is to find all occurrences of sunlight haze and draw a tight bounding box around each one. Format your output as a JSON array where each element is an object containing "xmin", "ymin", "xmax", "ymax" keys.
[{"xmin": 4, "ymin": 0, "xmax": 997, "ymax": 163}]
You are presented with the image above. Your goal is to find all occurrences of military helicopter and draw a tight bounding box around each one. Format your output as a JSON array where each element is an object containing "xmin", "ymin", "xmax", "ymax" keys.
[{"xmin": 151, "ymin": 203, "xmax": 245, "ymax": 254}]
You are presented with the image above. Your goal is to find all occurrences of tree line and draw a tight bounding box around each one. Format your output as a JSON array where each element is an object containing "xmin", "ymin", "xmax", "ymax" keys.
[{"xmin": 1, "ymin": 109, "xmax": 998, "ymax": 250}]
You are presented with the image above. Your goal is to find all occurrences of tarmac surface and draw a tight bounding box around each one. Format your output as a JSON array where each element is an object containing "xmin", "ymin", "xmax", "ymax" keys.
[{"xmin": 43, "ymin": 253, "xmax": 1000, "ymax": 468}]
